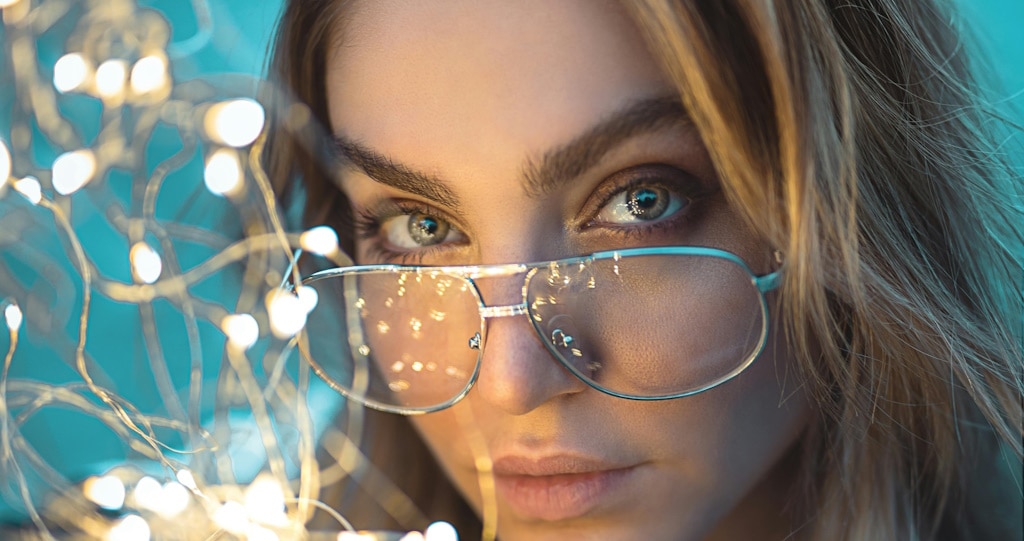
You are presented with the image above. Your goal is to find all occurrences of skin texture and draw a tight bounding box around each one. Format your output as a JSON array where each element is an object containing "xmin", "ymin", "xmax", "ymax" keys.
[{"xmin": 325, "ymin": 1, "xmax": 813, "ymax": 539}]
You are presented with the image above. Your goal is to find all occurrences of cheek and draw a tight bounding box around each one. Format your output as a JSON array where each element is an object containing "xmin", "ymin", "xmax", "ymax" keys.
[{"xmin": 649, "ymin": 323, "xmax": 813, "ymax": 502}]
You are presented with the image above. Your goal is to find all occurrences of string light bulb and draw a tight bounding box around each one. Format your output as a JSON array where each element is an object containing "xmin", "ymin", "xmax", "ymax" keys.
[
  {"xmin": 130, "ymin": 242, "xmax": 163, "ymax": 284},
  {"xmin": 266, "ymin": 290, "xmax": 307, "ymax": 339},
  {"xmin": 3, "ymin": 302, "xmax": 22, "ymax": 331},
  {"xmin": 83, "ymin": 475, "xmax": 126, "ymax": 511},
  {"xmin": 204, "ymin": 98, "xmax": 265, "ymax": 147},
  {"xmin": 296, "ymin": 285, "xmax": 319, "ymax": 314},
  {"xmin": 107, "ymin": 514, "xmax": 150, "ymax": 541},
  {"xmin": 203, "ymin": 148, "xmax": 243, "ymax": 196},
  {"xmin": 246, "ymin": 524, "xmax": 280, "ymax": 541},
  {"xmin": 95, "ymin": 59, "xmax": 128, "ymax": 100},
  {"xmin": 424, "ymin": 522, "xmax": 458, "ymax": 541},
  {"xmin": 131, "ymin": 477, "xmax": 162, "ymax": 512},
  {"xmin": 158, "ymin": 481, "xmax": 191, "ymax": 517},
  {"xmin": 51, "ymin": 149, "xmax": 97, "ymax": 195},
  {"xmin": 175, "ymin": 469, "xmax": 197, "ymax": 491},
  {"xmin": 212, "ymin": 500, "xmax": 249, "ymax": 534},
  {"xmin": 300, "ymin": 226, "xmax": 339, "ymax": 256},
  {"xmin": 13, "ymin": 176, "xmax": 42, "ymax": 204},
  {"xmin": 221, "ymin": 313, "xmax": 259, "ymax": 350},
  {"xmin": 129, "ymin": 54, "xmax": 168, "ymax": 96},
  {"xmin": 53, "ymin": 53, "xmax": 90, "ymax": 93},
  {"xmin": 243, "ymin": 474, "xmax": 287, "ymax": 526}
]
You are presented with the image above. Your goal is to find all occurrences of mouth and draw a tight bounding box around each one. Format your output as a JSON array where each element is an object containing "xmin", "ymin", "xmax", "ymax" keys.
[{"xmin": 490, "ymin": 455, "xmax": 639, "ymax": 522}]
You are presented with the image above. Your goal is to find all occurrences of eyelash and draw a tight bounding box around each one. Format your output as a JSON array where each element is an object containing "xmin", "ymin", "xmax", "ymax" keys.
[
  {"xmin": 352, "ymin": 165, "xmax": 711, "ymax": 264},
  {"xmin": 583, "ymin": 166, "xmax": 709, "ymax": 235},
  {"xmin": 353, "ymin": 201, "xmax": 456, "ymax": 265}
]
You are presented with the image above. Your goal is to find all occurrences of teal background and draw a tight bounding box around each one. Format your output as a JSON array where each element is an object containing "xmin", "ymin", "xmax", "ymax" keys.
[{"xmin": 0, "ymin": 0, "xmax": 1020, "ymax": 524}]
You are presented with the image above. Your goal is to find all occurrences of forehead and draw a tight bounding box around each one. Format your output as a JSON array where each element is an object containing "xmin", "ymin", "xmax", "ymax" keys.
[{"xmin": 325, "ymin": 0, "xmax": 672, "ymax": 179}]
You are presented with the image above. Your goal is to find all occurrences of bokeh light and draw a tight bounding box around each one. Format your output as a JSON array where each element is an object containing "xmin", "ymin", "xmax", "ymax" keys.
[
  {"xmin": 51, "ymin": 149, "xmax": 97, "ymax": 195},
  {"xmin": 53, "ymin": 52, "xmax": 90, "ymax": 93},
  {"xmin": 129, "ymin": 54, "xmax": 168, "ymax": 95},
  {"xmin": 203, "ymin": 147, "xmax": 243, "ymax": 196},
  {"xmin": 95, "ymin": 59, "xmax": 128, "ymax": 100},
  {"xmin": 205, "ymin": 98, "xmax": 266, "ymax": 147}
]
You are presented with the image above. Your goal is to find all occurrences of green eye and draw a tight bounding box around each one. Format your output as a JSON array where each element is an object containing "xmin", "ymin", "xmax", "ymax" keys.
[
  {"xmin": 380, "ymin": 211, "xmax": 461, "ymax": 249},
  {"xmin": 597, "ymin": 185, "xmax": 685, "ymax": 224},
  {"xmin": 407, "ymin": 212, "xmax": 450, "ymax": 246},
  {"xmin": 625, "ymin": 187, "xmax": 670, "ymax": 220}
]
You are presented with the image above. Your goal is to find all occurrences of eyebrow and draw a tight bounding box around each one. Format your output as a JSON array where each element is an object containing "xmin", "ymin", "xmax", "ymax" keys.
[
  {"xmin": 331, "ymin": 95, "xmax": 690, "ymax": 207},
  {"xmin": 521, "ymin": 95, "xmax": 691, "ymax": 198},
  {"xmin": 331, "ymin": 137, "xmax": 461, "ymax": 210}
]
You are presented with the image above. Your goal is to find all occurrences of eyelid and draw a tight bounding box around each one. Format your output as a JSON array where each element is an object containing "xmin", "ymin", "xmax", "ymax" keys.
[
  {"xmin": 359, "ymin": 198, "xmax": 468, "ymax": 233},
  {"xmin": 579, "ymin": 164, "xmax": 711, "ymax": 228},
  {"xmin": 352, "ymin": 198, "xmax": 469, "ymax": 263}
]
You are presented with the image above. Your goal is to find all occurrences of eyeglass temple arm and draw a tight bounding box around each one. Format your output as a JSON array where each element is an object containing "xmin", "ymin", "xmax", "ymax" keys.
[{"xmin": 754, "ymin": 268, "xmax": 783, "ymax": 293}]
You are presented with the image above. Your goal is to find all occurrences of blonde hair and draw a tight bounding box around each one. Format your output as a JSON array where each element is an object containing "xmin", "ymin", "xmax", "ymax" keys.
[{"xmin": 267, "ymin": 0, "xmax": 1024, "ymax": 538}]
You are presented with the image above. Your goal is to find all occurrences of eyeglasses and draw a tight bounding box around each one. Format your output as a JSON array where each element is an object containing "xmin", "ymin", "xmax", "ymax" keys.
[{"xmin": 292, "ymin": 246, "xmax": 782, "ymax": 415}]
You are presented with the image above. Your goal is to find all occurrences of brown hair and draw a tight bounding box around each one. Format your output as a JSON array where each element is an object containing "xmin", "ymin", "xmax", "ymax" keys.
[{"xmin": 266, "ymin": 0, "xmax": 1024, "ymax": 538}]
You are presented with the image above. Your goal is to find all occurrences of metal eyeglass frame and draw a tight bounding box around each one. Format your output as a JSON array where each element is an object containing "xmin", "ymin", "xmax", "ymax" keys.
[{"xmin": 295, "ymin": 245, "xmax": 784, "ymax": 415}]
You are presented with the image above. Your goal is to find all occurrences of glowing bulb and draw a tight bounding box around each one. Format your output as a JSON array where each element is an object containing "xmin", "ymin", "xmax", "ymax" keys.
[
  {"xmin": 95, "ymin": 59, "xmax": 128, "ymax": 99},
  {"xmin": 296, "ymin": 285, "xmax": 319, "ymax": 314},
  {"xmin": 13, "ymin": 176, "xmax": 41, "ymax": 204},
  {"xmin": 107, "ymin": 515, "xmax": 150, "ymax": 541},
  {"xmin": 399, "ymin": 533, "xmax": 426, "ymax": 541},
  {"xmin": 135, "ymin": 478, "xmax": 190, "ymax": 517},
  {"xmin": 221, "ymin": 313, "xmax": 259, "ymax": 349},
  {"xmin": 205, "ymin": 98, "xmax": 265, "ymax": 147},
  {"xmin": 132, "ymin": 477, "xmax": 162, "ymax": 511},
  {"xmin": 83, "ymin": 475, "xmax": 126, "ymax": 510},
  {"xmin": 424, "ymin": 521, "xmax": 458, "ymax": 541},
  {"xmin": 244, "ymin": 475, "xmax": 287, "ymax": 525},
  {"xmin": 175, "ymin": 469, "xmax": 197, "ymax": 490},
  {"xmin": 246, "ymin": 524, "xmax": 280, "ymax": 541},
  {"xmin": 0, "ymin": 0, "xmax": 23, "ymax": 7},
  {"xmin": 129, "ymin": 54, "xmax": 167, "ymax": 95},
  {"xmin": 159, "ymin": 481, "xmax": 190, "ymax": 517},
  {"xmin": 266, "ymin": 290, "xmax": 308, "ymax": 339},
  {"xmin": 300, "ymin": 226, "xmax": 339, "ymax": 256},
  {"xmin": 53, "ymin": 53, "xmax": 89, "ymax": 93},
  {"xmin": 0, "ymin": 138, "xmax": 10, "ymax": 188},
  {"xmin": 52, "ymin": 149, "xmax": 96, "ymax": 195},
  {"xmin": 130, "ymin": 242, "xmax": 162, "ymax": 284},
  {"xmin": 213, "ymin": 501, "xmax": 249, "ymax": 534},
  {"xmin": 203, "ymin": 148, "xmax": 242, "ymax": 196},
  {"xmin": 4, "ymin": 302, "xmax": 22, "ymax": 331}
]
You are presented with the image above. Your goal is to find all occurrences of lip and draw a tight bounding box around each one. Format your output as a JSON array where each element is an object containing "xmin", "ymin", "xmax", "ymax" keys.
[{"xmin": 491, "ymin": 455, "xmax": 638, "ymax": 521}]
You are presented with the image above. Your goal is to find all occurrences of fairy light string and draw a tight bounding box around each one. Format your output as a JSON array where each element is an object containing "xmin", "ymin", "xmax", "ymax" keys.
[{"xmin": 1, "ymin": 0, "xmax": 469, "ymax": 539}]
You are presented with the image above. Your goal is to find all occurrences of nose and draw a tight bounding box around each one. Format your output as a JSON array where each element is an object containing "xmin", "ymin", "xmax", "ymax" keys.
[{"xmin": 472, "ymin": 281, "xmax": 588, "ymax": 415}]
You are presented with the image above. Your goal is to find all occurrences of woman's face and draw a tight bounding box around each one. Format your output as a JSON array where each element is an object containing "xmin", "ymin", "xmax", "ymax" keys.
[{"xmin": 325, "ymin": 1, "xmax": 811, "ymax": 539}]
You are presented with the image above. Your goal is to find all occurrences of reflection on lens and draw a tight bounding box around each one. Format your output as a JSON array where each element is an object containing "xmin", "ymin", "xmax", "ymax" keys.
[
  {"xmin": 301, "ymin": 270, "xmax": 482, "ymax": 412},
  {"xmin": 527, "ymin": 253, "xmax": 766, "ymax": 397}
]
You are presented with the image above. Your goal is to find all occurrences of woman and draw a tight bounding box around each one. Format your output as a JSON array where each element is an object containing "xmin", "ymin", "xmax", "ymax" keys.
[{"xmin": 266, "ymin": 0, "xmax": 1024, "ymax": 539}]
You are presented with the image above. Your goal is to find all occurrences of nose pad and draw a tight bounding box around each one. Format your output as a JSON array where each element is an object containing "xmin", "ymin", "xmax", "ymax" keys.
[
  {"xmin": 544, "ymin": 314, "xmax": 600, "ymax": 378},
  {"xmin": 473, "ymin": 315, "xmax": 588, "ymax": 415}
]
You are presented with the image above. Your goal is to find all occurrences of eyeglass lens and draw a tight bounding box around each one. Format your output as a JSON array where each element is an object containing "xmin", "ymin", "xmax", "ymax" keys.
[{"xmin": 300, "ymin": 253, "xmax": 766, "ymax": 411}]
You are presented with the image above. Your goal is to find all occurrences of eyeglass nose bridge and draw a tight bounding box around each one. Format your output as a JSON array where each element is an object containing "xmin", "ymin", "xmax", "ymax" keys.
[
  {"xmin": 478, "ymin": 303, "xmax": 528, "ymax": 319},
  {"xmin": 462, "ymin": 264, "xmax": 537, "ymax": 320}
]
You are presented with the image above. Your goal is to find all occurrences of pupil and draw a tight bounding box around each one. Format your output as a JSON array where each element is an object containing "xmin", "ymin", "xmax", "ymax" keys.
[
  {"xmin": 416, "ymin": 216, "xmax": 438, "ymax": 235},
  {"xmin": 627, "ymin": 187, "xmax": 668, "ymax": 219},
  {"xmin": 407, "ymin": 212, "xmax": 449, "ymax": 246}
]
